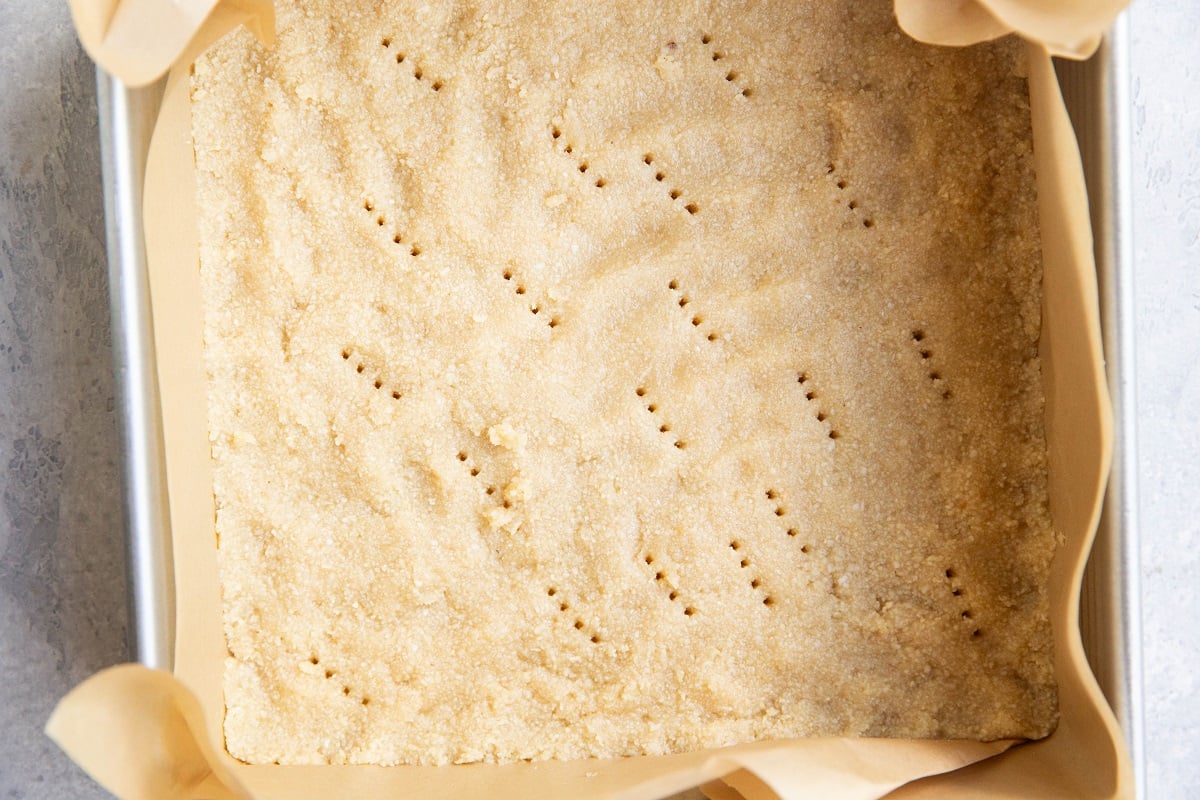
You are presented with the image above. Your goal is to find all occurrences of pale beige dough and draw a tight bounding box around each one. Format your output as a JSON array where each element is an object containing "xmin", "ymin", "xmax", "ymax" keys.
[{"xmin": 192, "ymin": 0, "xmax": 1057, "ymax": 766}]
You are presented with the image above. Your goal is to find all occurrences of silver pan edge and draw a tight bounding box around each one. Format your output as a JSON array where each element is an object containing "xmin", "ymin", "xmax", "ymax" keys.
[{"xmin": 95, "ymin": 22, "xmax": 1144, "ymax": 792}]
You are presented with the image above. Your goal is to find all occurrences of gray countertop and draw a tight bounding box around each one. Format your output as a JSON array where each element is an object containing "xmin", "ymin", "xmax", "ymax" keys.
[{"xmin": 0, "ymin": 2, "xmax": 1195, "ymax": 797}]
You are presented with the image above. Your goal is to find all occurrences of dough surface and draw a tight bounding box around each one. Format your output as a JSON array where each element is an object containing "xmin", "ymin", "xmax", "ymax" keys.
[{"xmin": 192, "ymin": 0, "xmax": 1057, "ymax": 766}]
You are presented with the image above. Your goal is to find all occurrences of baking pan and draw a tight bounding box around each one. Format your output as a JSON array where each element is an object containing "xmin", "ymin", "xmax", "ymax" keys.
[
  {"xmin": 94, "ymin": 18, "xmax": 1143, "ymax": 795},
  {"xmin": 96, "ymin": 71, "xmax": 172, "ymax": 673},
  {"xmin": 1054, "ymin": 15, "xmax": 1146, "ymax": 799}
]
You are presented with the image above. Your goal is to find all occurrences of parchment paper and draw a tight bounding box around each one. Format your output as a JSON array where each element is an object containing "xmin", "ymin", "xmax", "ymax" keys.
[
  {"xmin": 894, "ymin": 0, "xmax": 1127, "ymax": 58},
  {"xmin": 51, "ymin": 3, "xmax": 1134, "ymax": 798},
  {"xmin": 67, "ymin": 0, "xmax": 274, "ymax": 87}
]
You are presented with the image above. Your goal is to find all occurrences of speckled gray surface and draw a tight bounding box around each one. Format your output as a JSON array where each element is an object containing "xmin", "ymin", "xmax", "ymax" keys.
[
  {"xmin": 1, "ymin": 2, "xmax": 1197, "ymax": 798},
  {"xmin": 1130, "ymin": 2, "xmax": 1200, "ymax": 798},
  {"xmin": 0, "ymin": 3, "xmax": 128, "ymax": 799}
]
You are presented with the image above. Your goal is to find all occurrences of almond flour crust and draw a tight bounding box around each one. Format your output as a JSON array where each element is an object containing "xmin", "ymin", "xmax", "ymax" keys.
[{"xmin": 192, "ymin": 0, "xmax": 1057, "ymax": 766}]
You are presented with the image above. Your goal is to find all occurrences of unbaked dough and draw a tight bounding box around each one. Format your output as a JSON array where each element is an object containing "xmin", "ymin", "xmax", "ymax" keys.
[{"xmin": 192, "ymin": 0, "xmax": 1057, "ymax": 766}]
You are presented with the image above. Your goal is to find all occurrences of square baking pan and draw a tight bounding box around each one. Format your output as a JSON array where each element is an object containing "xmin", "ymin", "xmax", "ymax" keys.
[{"xmin": 94, "ymin": 19, "xmax": 1144, "ymax": 798}]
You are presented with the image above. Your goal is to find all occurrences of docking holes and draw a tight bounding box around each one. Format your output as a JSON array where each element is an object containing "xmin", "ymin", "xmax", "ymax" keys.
[
  {"xmin": 455, "ymin": 449, "xmax": 482, "ymax": 479},
  {"xmin": 636, "ymin": 386, "xmax": 686, "ymax": 449},
  {"xmin": 825, "ymin": 163, "xmax": 874, "ymax": 229},
  {"xmin": 640, "ymin": 154, "xmax": 698, "ymax": 215},
  {"xmin": 667, "ymin": 279, "xmax": 719, "ymax": 341},
  {"xmin": 548, "ymin": 587, "xmax": 603, "ymax": 643},
  {"xmin": 341, "ymin": 348, "xmax": 402, "ymax": 400},
  {"xmin": 700, "ymin": 33, "xmax": 753, "ymax": 98},
  {"xmin": 796, "ymin": 372, "xmax": 840, "ymax": 439},
  {"xmin": 764, "ymin": 489, "xmax": 810, "ymax": 552},
  {"xmin": 306, "ymin": 654, "xmax": 370, "ymax": 706},
  {"xmin": 642, "ymin": 553, "xmax": 697, "ymax": 617},
  {"xmin": 550, "ymin": 124, "xmax": 607, "ymax": 189},
  {"xmin": 362, "ymin": 199, "xmax": 421, "ymax": 257},
  {"xmin": 911, "ymin": 330, "xmax": 951, "ymax": 400},
  {"xmin": 728, "ymin": 540, "xmax": 774, "ymax": 607},
  {"xmin": 380, "ymin": 38, "xmax": 443, "ymax": 91},
  {"xmin": 502, "ymin": 266, "xmax": 560, "ymax": 328},
  {"xmin": 944, "ymin": 567, "xmax": 981, "ymax": 638}
]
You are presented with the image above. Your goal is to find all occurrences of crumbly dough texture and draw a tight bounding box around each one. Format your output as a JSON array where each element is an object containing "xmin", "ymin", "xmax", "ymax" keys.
[{"xmin": 192, "ymin": 0, "xmax": 1057, "ymax": 766}]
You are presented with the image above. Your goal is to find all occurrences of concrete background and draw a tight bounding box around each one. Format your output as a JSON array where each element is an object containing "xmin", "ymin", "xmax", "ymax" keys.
[{"xmin": 0, "ymin": 1, "xmax": 1195, "ymax": 796}]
